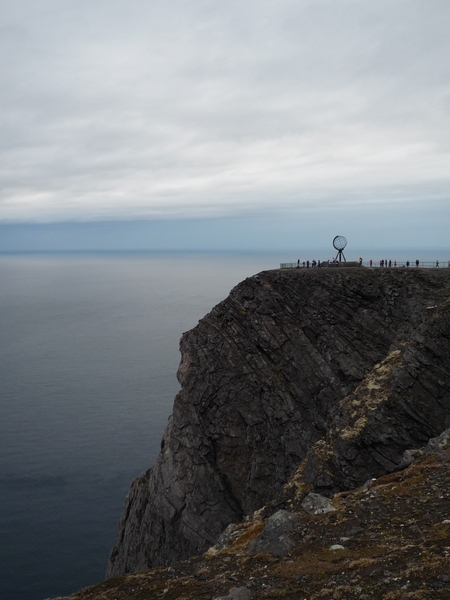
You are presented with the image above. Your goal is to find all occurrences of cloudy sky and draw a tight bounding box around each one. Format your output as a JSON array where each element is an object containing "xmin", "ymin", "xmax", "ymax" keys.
[{"xmin": 1, "ymin": 0, "xmax": 449, "ymax": 250}]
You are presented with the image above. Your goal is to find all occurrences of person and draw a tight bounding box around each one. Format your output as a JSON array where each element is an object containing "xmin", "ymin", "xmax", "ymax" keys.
[
  {"xmin": 359, "ymin": 257, "xmax": 363, "ymax": 266},
  {"xmin": 406, "ymin": 260, "xmax": 410, "ymax": 267},
  {"xmin": 369, "ymin": 259, "xmax": 372, "ymax": 267},
  {"xmin": 394, "ymin": 260, "xmax": 397, "ymax": 267},
  {"xmin": 388, "ymin": 259, "xmax": 392, "ymax": 267},
  {"xmin": 297, "ymin": 259, "xmax": 300, "ymax": 268},
  {"xmin": 416, "ymin": 259, "xmax": 419, "ymax": 268},
  {"xmin": 436, "ymin": 260, "xmax": 439, "ymax": 268},
  {"xmin": 306, "ymin": 260, "xmax": 310, "ymax": 268},
  {"xmin": 381, "ymin": 259, "xmax": 384, "ymax": 267},
  {"xmin": 303, "ymin": 261, "xmax": 306, "ymax": 268}
]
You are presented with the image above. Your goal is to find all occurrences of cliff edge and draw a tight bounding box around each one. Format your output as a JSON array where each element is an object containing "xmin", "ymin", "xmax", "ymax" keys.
[{"xmin": 107, "ymin": 267, "xmax": 450, "ymax": 577}]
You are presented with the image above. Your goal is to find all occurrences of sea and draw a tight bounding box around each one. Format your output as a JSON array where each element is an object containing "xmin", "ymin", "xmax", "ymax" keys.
[{"xmin": 0, "ymin": 248, "xmax": 448, "ymax": 600}]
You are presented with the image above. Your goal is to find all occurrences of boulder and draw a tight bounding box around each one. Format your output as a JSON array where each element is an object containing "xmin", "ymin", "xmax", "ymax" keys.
[
  {"xmin": 247, "ymin": 510, "xmax": 299, "ymax": 558},
  {"xmin": 301, "ymin": 492, "xmax": 336, "ymax": 515}
]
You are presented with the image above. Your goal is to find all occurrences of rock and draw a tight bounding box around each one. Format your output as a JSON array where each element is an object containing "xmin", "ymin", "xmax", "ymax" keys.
[
  {"xmin": 213, "ymin": 587, "xmax": 253, "ymax": 600},
  {"xmin": 195, "ymin": 567, "xmax": 210, "ymax": 580},
  {"xmin": 392, "ymin": 447, "xmax": 425, "ymax": 471},
  {"xmin": 301, "ymin": 492, "xmax": 336, "ymax": 514},
  {"xmin": 107, "ymin": 268, "xmax": 450, "ymax": 576},
  {"xmin": 402, "ymin": 448, "xmax": 423, "ymax": 463},
  {"xmin": 247, "ymin": 510, "xmax": 299, "ymax": 558},
  {"xmin": 424, "ymin": 428, "xmax": 450, "ymax": 454},
  {"xmin": 361, "ymin": 478, "xmax": 377, "ymax": 492},
  {"xmin": 345, "ymin": 526, "xmax": 364, "ymax": 537},
  {"xmin": 216, "ymin": 523, "xmax": 240, "ymax": 550},
  {"xmin": 329, "ymin": 544, "xmax": 345, "ymax": 551}
]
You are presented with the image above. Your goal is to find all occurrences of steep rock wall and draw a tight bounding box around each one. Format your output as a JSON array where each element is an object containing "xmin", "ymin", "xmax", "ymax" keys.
[{"xmin": 107, "ymin": 268, "xmax": 450, "ymax": 577}]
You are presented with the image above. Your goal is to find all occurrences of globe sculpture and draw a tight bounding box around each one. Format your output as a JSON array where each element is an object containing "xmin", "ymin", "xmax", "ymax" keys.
[{"xmin": 333, "ymin": 235, "xmax": 347, "ymax": 262}]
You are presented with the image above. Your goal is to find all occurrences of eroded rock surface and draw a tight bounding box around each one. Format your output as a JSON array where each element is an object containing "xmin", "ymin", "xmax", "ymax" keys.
[{"xmin": 107, "ymin": 267, "xmax": 450, "ymax": 577}]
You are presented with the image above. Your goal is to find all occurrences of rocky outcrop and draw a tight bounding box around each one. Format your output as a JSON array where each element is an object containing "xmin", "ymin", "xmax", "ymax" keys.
[
  {"xmin": 107, "ymin": 267, "xmax": 450, "ymax": 577},
  {"xmin": 246, "ymin": 509, "xmax": 300, "ymax": 557}
]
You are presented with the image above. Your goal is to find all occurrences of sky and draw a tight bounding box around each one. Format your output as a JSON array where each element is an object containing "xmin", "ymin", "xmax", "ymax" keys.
[{"xmin": 1, "ymin": 0, "xmax": 449, "ymax": 251}]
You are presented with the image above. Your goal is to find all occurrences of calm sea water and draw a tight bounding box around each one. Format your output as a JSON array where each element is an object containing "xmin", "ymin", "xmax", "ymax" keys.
[
  {"xmin": 0, "ymin": 251, "xmax": 291, "ymax": 600},
  {"xmin": 0, "ymin": 248, "xmax": 447, "ymax": 600}
]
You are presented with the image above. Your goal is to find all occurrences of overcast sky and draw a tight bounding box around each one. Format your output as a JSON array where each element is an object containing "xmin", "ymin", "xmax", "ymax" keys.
[{"xmin": 1, "ymin": 0, "xmax": 449, "ymax": 249}]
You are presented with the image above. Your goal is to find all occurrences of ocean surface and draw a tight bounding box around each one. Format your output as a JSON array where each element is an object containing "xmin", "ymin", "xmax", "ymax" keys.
[{"xmin": 0, "ymin": 249, "xmax": 448, "ymax": 600}]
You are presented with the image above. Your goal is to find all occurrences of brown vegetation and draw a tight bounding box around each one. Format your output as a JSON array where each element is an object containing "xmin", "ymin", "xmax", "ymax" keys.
[{"xmin": 59, "ymin": 445, "xmax": 450, "ymax": 600}]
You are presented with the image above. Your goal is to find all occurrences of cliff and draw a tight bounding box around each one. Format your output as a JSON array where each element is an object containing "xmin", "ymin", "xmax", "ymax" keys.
[
  {"xmin": 107, "ymin": 267, "xmax": 450, "ymax": 578},
  {"xmin": 54, "ymin": 431, "xmax": 450, "ymax": 599}
]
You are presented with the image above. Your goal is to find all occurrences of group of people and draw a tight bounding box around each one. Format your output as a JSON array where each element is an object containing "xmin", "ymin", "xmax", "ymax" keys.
[
  {"xmin": 295, "ymin": 258, "xmax": 446, "ymax": 269},
  {"xmin": 297, "ymin": 259, "xmax": 321, "ymax": 268},
  {"xmin": 369, "ymin": 259, "xmax": 442, "ymax": 268},
  {"xmin": 370, "ymin": 259, "xmax": 397, "ymax": 267}
]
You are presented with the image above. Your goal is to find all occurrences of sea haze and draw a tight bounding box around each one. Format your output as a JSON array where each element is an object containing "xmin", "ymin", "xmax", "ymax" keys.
[{"xmin": 0, "ymin": 249, "xmax": 448, "ymax": 600}]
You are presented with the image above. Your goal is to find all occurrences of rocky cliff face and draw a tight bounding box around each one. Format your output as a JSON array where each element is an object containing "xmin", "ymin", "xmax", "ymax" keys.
[{"xmin": 107, "ymin": 267, "xmax": 450, "ymax": 578}]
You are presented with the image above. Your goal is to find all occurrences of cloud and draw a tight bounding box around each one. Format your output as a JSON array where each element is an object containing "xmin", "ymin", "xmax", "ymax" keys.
[{"xmin": 0, "ymin": 0, "xmax": 449, "ymax": 223}]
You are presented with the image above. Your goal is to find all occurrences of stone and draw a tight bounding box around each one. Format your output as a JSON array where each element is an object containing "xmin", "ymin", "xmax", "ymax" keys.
[
  {"xmin": 402, "ymin": 448, "xmax": 423, "ymax": 463},
  {"xmin": 247, "ymin": 510, "xmax": 299, "ymax": 558},
  {"xmin": 329, "ymin": 544, "xmax": 345, "ymax": 551},
  {"xmin": 345, "ymin": 526, "xmax": 364, "ymax": 537},
  {"xmin": 424, "ymin": 428, "xmax": 450, "ymax": 454},
  {"xmin": 301, "ymin": 492, "xmax": 336, "ymax": 514},
  {"xmin": 361, "ymin": 478, "xmax": 377, "ymax": 492},
  {"xmin": 213, "ymin": 587, "xmax": 253, "ymax": 600},
  {"xmin": 216, "ymin": 523, "xmax": 240, "ymax": 550}
]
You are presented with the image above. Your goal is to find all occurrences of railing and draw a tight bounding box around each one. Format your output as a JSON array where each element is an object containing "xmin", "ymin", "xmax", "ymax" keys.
[{"xmin": 280, "ymin": 261, "xmax": 450, "ymax": 269}]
